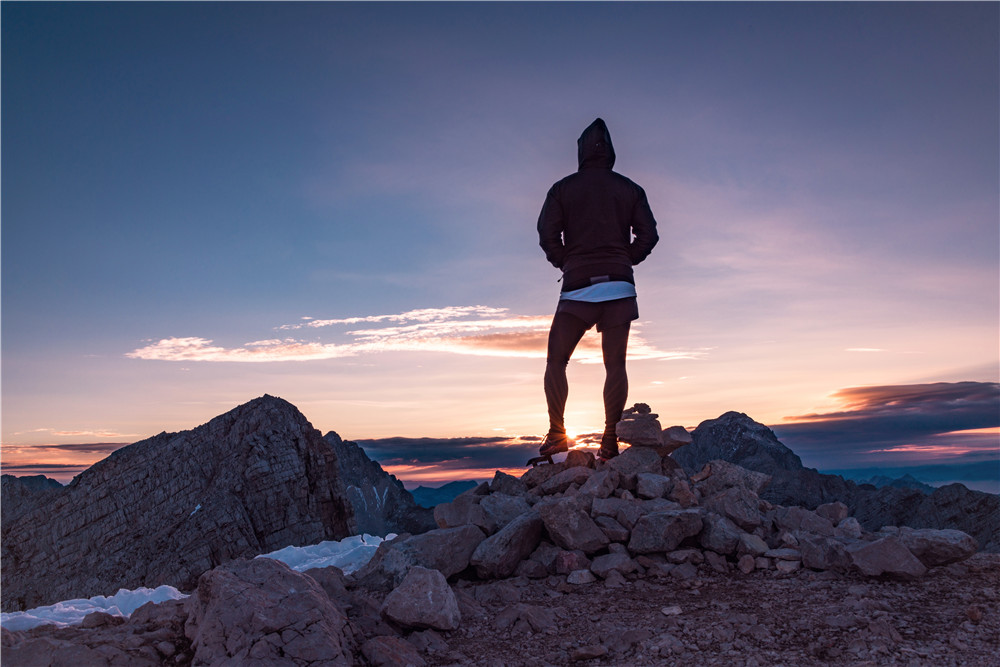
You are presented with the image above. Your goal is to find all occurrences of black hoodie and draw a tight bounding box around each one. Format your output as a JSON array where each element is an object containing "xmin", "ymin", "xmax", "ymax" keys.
[{"xmin": 537, "ymin": 118, "xmax": 659, "ymax": 292}]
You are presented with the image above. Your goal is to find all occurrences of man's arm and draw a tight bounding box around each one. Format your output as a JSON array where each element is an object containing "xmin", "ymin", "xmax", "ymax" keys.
[
  {"xmin": 628, "ymin": 187, "xmax": 658, "ymax": 265},
  {"xmin": 537, "ymin": 188, "xmax": 566, "ymax": 269}
]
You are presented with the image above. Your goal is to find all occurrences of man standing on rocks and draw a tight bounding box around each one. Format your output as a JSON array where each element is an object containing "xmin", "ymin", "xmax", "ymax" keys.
[{"xmin": 537, "ymin": 118, "xmax": 659, "ymax": 460}]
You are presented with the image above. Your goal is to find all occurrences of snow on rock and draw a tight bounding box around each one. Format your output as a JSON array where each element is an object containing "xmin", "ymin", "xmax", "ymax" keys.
[
  {"xmin": 0, "ymin": 585, "xmax": 187, "ymax": 631},
  {"xmin": 1, "ymin": 533, "xmax": 391, "ymax": 632},
  {"xmin": 257, "ymin": 533, "xmax": 394, "ymax": 574}
]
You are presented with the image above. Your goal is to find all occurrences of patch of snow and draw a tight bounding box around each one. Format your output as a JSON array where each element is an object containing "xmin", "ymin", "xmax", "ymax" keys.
[
  {"xmin": 1, "ymin": 585, "xmax": 187, "ymax": 632},
  {"xmin": 258, "ymin": 533, "xmax": 394, "ymax": 574},
  {"xmin": 1, "ymin": 533, "xmax": 390, "ymax": 632},
  {"xmin": 190, "ymin": 503, "xmax": 202, "ymax": 516}
]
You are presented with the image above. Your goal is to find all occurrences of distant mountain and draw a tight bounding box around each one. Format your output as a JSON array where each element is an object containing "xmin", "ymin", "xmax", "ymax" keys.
[
  {"xmin": 857, "ymin": 474, "xmax": 936, "ymax": 494},
  {"xmin": 673, "ymin": 411, "xmax": 999, "ymax": 552},
  {"xmin": 1, "ymin": 474, "xmax": 63, "ymax": 524},
  {"xmin": 1, "ymin": 395, "xmax": 355, "ymax": 612},
  {"xmin": 410, "ymin": 480, "xmax": 480, "ymax": 508},
  {"xmin": 324, "ymin": 432, "xmax": 435, "ymax": 536}
]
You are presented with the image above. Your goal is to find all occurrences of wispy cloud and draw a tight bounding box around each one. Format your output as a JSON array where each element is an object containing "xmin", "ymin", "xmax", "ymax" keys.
[
  {"xmin": 128, "ymin": 306, "xmax": 705, "ymax": 364},
  {"xmin": 12, "ymin": 428, "xmax": 138, "ymax": 439},
  {"xmin": 772, "ymin": 381, "xmax": 1000, "ymax": 469}
]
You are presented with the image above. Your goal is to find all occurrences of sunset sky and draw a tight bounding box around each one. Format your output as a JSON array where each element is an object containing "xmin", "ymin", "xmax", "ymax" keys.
[{"xmin": 3, "ymin": 3, "xmax": 997, "ymax": 491}]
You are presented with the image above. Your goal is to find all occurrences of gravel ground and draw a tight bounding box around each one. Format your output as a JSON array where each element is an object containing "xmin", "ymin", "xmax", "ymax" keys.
[{"xmin": 427, "ymin": 552, "xmax": 1000, "ymax": 667}]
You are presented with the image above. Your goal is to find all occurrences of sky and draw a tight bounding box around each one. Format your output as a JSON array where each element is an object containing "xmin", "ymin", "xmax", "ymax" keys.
[{"xmin": 3, "ymin": 2, "xmax": 998, "ymax": 491}]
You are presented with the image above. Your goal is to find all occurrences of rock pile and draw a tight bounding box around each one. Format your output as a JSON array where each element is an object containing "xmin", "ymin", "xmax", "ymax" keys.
[{"xmin": 1, "ymin": 447, "xmax": 987, "ymax": 665}]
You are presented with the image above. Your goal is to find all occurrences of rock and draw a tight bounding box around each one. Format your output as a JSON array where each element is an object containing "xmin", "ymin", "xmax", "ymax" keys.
[
  {"xmin": 763, "ymin": 547, "xmax": 801, "ymax": 561},
  {"xmin": 479, "ymin": 493, "xmax": 531, "ymax": 531},
  {"xmin": 520, "ymin": 461, "xmax": 568, "ymax": 489},
  {"xmin": 835, "ymin": 516, "xmax": 863, "ymax": 539},
  {"xmin": 571, "ymin": 644, "xmax": 608, "ymax": 661},
  {"xmin": 702, "ymin": 486, "xmax": 761, "ymax": 530},
  {"xmin": 846, "ymin": 535, "xmax": 927, "ymax": 579},
  {"xmin": 738, "ymin": 554, "xmax": 756, "ymax": 574},
  {"xmin": 699, "ymin": 513, "xmax": 742, "ymax": 555},
  {"xmin": 627, "ymin": 510, "xmax": 704, "ymax": 554},
  {"xmin": 773, "ymin": 506, "xmax": 834, "ymax": 537},
  {"xmin": 495, "ymin": 603, "xmax": 559, "ymax": 632},
  {"xmin": 896, "ymin": 527, "xmax": 978, "ymax": 567},
  {"xmin": 594, "ymin": 515, "xmax": 630, "ymax": 542},
  {"xmin": 667, "ymin": 479, "xmax": 698, "ymax": 508},
  {"xmin": 351, "ymin": 525, "xmax": 486, "ymax": 591},
  {"xmin": 797, "ymin": 533, "xmax": 851, "ymax": 571},
  {"xmin": 538, "ymin": 499, "xmax": 609, "ymax": 554},
  {"xmin": 694, "ymin": 460, "xmax": 772, "ymax": 497},
  {"xmin": 554, "ymin": 550, "xmax": 592, "ymax": 574},
  {"xmin": 565, "ymin": 449, "xmax": 597, "ymax": 469},
  {"xmin": 815, "ymin": 501, "xmax": 849, "ymax": 525},
  {"xmin": 704, "ymin": 549, "xmax": 729, "ymax": 573},
  {"xmin": 326, "ymin": 432, "xmax": 435, "ymax": 536},
  {"xmin": 737, "ymin": 532, "xmax": 769, "ymax": 557},
  {"xmin": 662, "ymin": 426, "xmax": 693, "ymax": 453},
  {"xmin": 539, "ymin": 466, "xmax": 596, "ymax": 495},
  {"xmin": 578, "ymin": 470, "xmax": 620, "ymax": 499},
  {"xmin": 607, "ymin": 445, "xmax": 664, "ymax": 489},
  {"xmin": 433, "ymin": 493, "xmax": 494, "ymax": 533},
  {"xmin": 590, "ymin": 552, "xmax": 638, "ymax": 578},
  {"xmin": 381, "ymin": 566, "xmax": 461, "ymax": 631},
  {"xmin": 616, "ymin": 405, "xmax": 664, "ymax": 446},
  {"xmin": 470, "ymin": 510, "xmax": 544, "ymax": 579},
  {"xmin": 184, "ymin": 557, "xmax": 352, "ymax": 666},
  {"xmin": 775, "ymin": 559, "xmax": 801, "ymax": 573},
  {"xmin": 636, "ymin": 472, "xmax": 673, "ymax": 499},
  {"xmin": 362, "ymin": 635, "xmax": 427, "ymax": 667},
  {"xmin": 567, "ymin": 569, "xmax": 597, "ymax": 585},
  {"xmin": 489, "ymin": 470, "xmax": 528, "ymax": 496},
  {"xmin": 2, "ymin": 396, "xmax": 356, "ymax": 612}
]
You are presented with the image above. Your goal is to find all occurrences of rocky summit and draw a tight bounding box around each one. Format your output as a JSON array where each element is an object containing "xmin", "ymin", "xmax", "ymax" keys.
[
  {"xmin": 4, "ymin": 440, "xmax": 993, "ymax": 666},
  {"xmin": 325, "ymin": 431, "xmax": 436, "ymax": 537},
  {"xmin": 1, "ymin": 395, "xmax": 355, "ymax": 612}
]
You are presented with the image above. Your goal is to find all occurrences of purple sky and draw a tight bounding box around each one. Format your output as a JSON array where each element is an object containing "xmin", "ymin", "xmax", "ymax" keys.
[{"xmin": 3, "ymin": 3, "xmax": 997, "ymax": 489}]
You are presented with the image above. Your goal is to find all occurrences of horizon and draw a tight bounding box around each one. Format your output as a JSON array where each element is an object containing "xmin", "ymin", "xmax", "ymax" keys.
[{"xmin": 3, "ymin": 4, "xmax": 998, "ymax": 490}]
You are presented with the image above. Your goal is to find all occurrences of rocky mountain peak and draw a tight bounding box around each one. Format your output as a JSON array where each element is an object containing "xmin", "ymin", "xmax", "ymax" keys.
[
  {"xmin": 674, "ymin": 411, "xmax": 804, "ymax": 474},
  {"xmin": 1, "ymin": 395, "xmax": 355, "ymax": 612}
]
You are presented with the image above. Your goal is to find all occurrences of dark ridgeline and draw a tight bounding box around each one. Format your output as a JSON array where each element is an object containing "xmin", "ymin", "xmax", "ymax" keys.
[
  {"xmin": 1, "ymin": 395, "xmax": 356, "ymax": 612},
  {"xmin": 324, "ymin": 431, "xmax": 436, "ymax": 536},
  {"xmin": 675, "ymin": 411, "xmax": 999, "ymax": 552}
]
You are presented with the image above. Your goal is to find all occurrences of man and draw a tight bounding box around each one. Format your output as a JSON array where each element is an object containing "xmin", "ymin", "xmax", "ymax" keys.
[{"xmin": 537, "ymin": 118, "xmax": 659, "ymax": 460}]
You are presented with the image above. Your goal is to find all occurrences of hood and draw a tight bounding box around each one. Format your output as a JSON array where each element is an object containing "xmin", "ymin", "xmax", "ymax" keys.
[{"xmin": 577, "ymin": 118, "xmax": 616, "ymax": 170}]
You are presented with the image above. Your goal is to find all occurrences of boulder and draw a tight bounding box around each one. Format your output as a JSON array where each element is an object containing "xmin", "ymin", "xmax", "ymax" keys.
[
  {"xmin": 627, "ymin": 510, "xmax": 704, "ymax": 554},
  {"xmin": 479, "ymin": 493, "xmax": 531, "ymax": 531},
  {"xmin": 362, "ymin": 635, "xmax": 427, "ymax": 667},
  {"xmin": 433, "ymin": 493, "xmax": 494, "ymax": 533},
  {"xmin": 539, "ymin": 466, "xmax": 595, "ymax": 495},
  {"xmin": 520, "ymin": 461, "xmax": 568, "ymax": 489},
  {"xmin": 702, "ymin": 486, "xmax": 761, "ymax": 531},
  {"xmin": 470, "ymin": 511, "xmax": 544, "ymax": 579},
  {"xmin": 578, "ymin": 470, "xmax": 620, "ymax": 499},
  {"xmin": 565, "ymin": 449, "xmax": 597, "ymax": 469},
  {"xmin": 846, "ymin": 536, "xmax": 927, "ymax": 579},
  {"xmin": 184, "ymin": 558, "xmax": 352, "ymax": 666},
  {"xmin": 694, "ymin": 460, "xmax": 771, "ymax": 497},
  {"xmin": 351, "ymin": 525, "xmax": 486, "ymax": 591},
  {"xmin": 636, "ymin": 473, "xmax": 673, "ymax": 499},
  {"xmin": 736, "ymin": 532, "xmax": 769, "ymax": 557},
  {"xmin": 773, "ymin": 506, "xmax": 834, "ymax": 537},
  {"xmin": 381, "ymin": 566, "xmax": 461, "ymax": 631},
  {"xmin": 489, "ymin": 471, "xmax": 528, "ymax": 497},
  {"xmin": 590, "ymin": 552, "xmax": 639, "ymax": 578},
  {"xmin": 607, "ymin": 446, "xmax": 663, "ymax": 489},
  {"xmin": 699, "ymin": 513, "xmax": 742, "ymax": 555},
  {"xmin": 895, "ymin": 527, "xmax": 978, "ymax": 567},
  {"xmin": 538, "ymin": 499, "xmax": 609, "ymax": 554},
  {"xmin": 594, "ymin": 515, "xmax": 630, "ymax": 542},
  {"xmin": 815, "ymin": 501, "xmax": 849, "ymax": 525},
  {"xmin": 661, "ymin": 426, "xmax": 693, "ymax": 454},
  {"xmin": 797, "ymin": 533, "xmax": 851, "ymax": 571}
]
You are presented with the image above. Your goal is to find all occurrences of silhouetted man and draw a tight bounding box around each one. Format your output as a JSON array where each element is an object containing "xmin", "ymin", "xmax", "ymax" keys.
[{"xmin": 537, "ymin": 118, "xmax": 659, "ymax": 460}]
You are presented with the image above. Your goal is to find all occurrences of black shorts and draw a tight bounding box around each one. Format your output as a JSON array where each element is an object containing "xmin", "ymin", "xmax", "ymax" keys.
[{"xmin": 554, "ymin": 297, "xmax": 639, "ymax": 332}]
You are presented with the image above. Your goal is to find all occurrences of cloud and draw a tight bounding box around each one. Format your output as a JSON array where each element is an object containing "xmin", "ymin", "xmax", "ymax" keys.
[
  {"xmin": 13, "ymin": 428, "xmax": 138, "ymax": 438},
  {"xmin": 4, "ymin": 443, "xmax": 128, "ymax": 455},
  {"xmin": 772, "ymin": 381, "xmax": 1000, "ymax": 468},
  {"xmin": 128, "ymin": 305, "xmax": 704, "ymax": 364},
  {"xmin": 353, "ymin": 436, "xmax": 539, "ymax": 470}
]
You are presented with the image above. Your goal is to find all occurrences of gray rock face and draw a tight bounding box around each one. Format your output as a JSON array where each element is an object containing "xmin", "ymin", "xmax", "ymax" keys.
[
  {"xmin": 1, "ymin": 475, "xmax": 63, "ymax": 525},
  {"xmin": 184, "ymin": 557, "xmax": 352, "ymax": 665},
  {"xmin": 538, "ymin": 499, "xmax": 610, "ymax": 554},
  {"xmin": 628, "ymin": 510, "xmax": 704, "ymax": 554},
  {"xmin": 325, "ymin": 432, "xmax": 435, "ymax": 537},
  {"xmin": 676, "ymin": 412, "xmax": 804, "ymax": 475},
  {"xmin": 381, "ymin": 566, "xmax": 461, "ymax": 631},
  {"xmin": 470, "ymin": 511, "xmax": 544, "ymax": 579},
  {"xmin": 847, "ymin": 536, "xmax": 928, "ymax": 579},
  {"xmin": 1, "ymin": 395, "xmax": 356, "ymax": 612}
]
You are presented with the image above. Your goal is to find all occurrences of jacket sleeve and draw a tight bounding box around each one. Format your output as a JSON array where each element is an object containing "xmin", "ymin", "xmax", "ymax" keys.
[
  {"xmin": 537, "ymin": 188, "xmax": 566, "ymax": 269},
  {"xmin": 628, "ymin": 186, "xmax": 659, "ymax": 265}
]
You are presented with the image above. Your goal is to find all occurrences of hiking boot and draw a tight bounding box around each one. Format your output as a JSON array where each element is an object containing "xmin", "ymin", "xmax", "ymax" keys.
[
  {"xmin": 598, "ymin": 432, "xmax": 619, "ymax": 460},
  {"xmin": 539, "ymin": 432, "xmax": 570, "ymax": 457}
]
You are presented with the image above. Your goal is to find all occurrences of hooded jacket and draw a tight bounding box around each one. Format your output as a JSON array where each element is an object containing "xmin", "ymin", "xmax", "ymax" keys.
[{"xmin": 537, "ymin": 118, "xmax": 659, "ymax": 292}]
